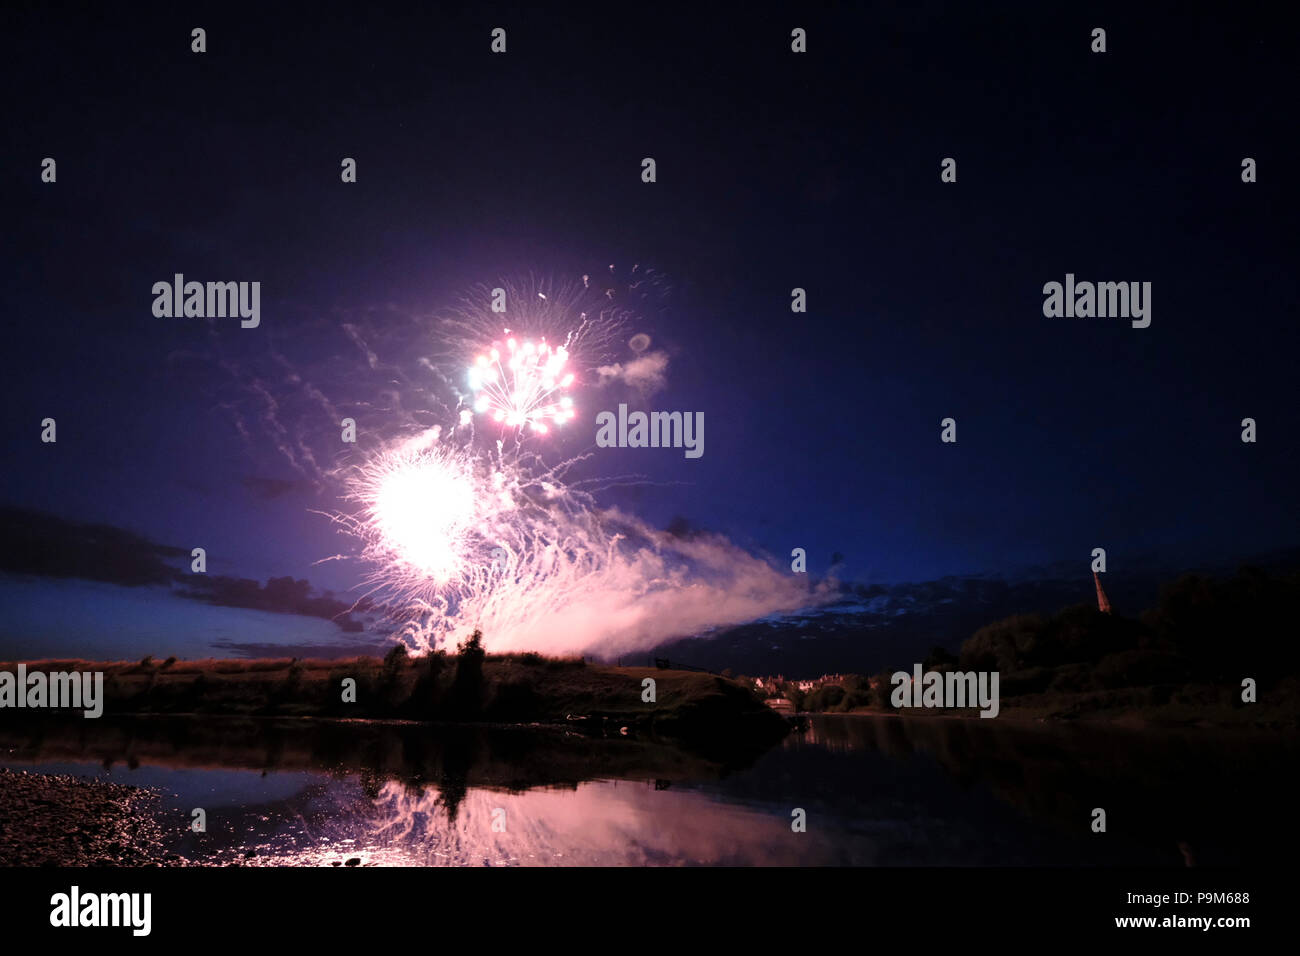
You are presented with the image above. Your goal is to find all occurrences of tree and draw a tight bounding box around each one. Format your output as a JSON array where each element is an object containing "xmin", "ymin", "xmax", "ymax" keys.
[
  {"xmin": 923, "ymin": 645, "xmax": 957, "ymax": 672},
  {"xmin": 874, "ymin": 669, "xmax": 900, "ymax": 710},
  {"xmin": 383, "ymin": 642, "xmax": 409, "ymax": 675},
  {"xmin": 450, "ymin": 629, "xmax": 486, "ymax": 717}
]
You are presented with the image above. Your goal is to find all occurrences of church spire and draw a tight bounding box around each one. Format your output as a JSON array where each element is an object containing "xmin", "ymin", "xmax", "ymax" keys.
[{"xmin": 1094, "ymin": 571, "xmax": 1113, "ymax": 614}]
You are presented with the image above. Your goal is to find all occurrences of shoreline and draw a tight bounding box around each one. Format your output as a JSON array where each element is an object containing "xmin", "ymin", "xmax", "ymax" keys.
[
  {"xmin": 791, "ymin": 707, "xmax": 1296, "ymax": 732},
  {"xmin": 0, "ymin": 656, "xmax": 789, "ymax": 746},
  {"xmin": 0, "ymin": 767, "xmax": 181, "ymax": 866}
]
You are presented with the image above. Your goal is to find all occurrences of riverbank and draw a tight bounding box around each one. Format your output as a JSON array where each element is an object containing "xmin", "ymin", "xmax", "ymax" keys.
[
  {"xmin": 0, "ymin": 654, "xmax": 790, "ymax": 749},
  {"xmin": 0, "ymin": 767, "xmax": 178, "ymax": 866},
  {"xmin": 797, "ymin": 681, "xmax": 1300, "ymax": 729}
]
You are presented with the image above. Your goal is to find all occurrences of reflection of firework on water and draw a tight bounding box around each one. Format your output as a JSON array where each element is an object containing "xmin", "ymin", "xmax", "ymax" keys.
[
  {"xmin": 466, "ymin": 336, "xmax": 576, "ymax": 434},
  {"xmin": 327, "ymin": 427, "xmax": 825, "ymax": 656}
]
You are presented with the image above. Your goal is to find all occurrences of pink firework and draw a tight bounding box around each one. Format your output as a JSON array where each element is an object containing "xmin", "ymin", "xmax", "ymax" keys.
[{"xmin": 466, "ymin": 335, "xmax": 577, "ymax": 435}]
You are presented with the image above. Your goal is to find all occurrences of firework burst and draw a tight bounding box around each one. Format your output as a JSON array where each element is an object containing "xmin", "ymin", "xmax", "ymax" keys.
[
  {"xmin": 307, "ymin": 268, "xmax": 822, "ymax": 656},
  {"xmin": 439, "ymin": 274, "xmax": 643, "ymax": 441},
  {"xmin": 466, "ymin": 336, "xmax": 577, "ymax": 434},
  {"xmin": 326, "ymin": 427, "xmax": 824, "ymax": 656}
]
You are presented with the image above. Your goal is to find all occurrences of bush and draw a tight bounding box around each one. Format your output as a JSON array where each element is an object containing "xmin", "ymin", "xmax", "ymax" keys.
[
  {"xmin": 960, "ymin": 605, "xmax": 1145, "ymax": 673},
  {"xmin": 874, "ymin": 670, "xmax": 901, "ymax": 709},
  {"xmin": 426, "ymin": 650, "xmax": 448, "ymax": 677},
  {"xmin": 923, "ymin": 645, "xmax": 957, "ymax": 672},
  {"xmin": 486, "ymin": 680, "xmax": 541, "ymax": 719},
  {"xmin": 804, "ymin": 684, "xmax": 846, "ymax": 712},
  {"xmin": 999, "ymin": 667, "xmax": 1054, "ymax": 696},
  {"xmin": 1092, "ymin": 649, "xmax": 1189, "ymax": 690},
  {"xmin": 1046, "ymin": 662, "xmax": 1090, "ymax": 694},
  {"xmin": 960, "ymin": 614, "xmax": 1045, "ymax": 672},
  {"xmin": 1143, "ymin": 568, "xmax": 1300, "ymax": 679}
]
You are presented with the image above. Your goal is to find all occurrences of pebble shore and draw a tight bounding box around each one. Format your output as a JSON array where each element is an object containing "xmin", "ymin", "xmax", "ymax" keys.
[{"xmin": 0, "ymin": 767, "xmax": 181, "ymax": 866}]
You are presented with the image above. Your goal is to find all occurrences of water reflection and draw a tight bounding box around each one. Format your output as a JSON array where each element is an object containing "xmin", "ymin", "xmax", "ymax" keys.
[{"xmin": 3, "ymin": 714, "xmax": 1295, "ymax": 866}]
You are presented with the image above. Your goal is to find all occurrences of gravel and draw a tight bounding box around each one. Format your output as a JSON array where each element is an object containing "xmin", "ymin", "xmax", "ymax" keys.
[{"xmin": 0, "ymin": 767, "xmax": 182, "ymax": 866}]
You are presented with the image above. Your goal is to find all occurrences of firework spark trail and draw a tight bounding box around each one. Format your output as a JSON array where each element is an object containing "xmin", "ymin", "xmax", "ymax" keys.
[
  {"xmin": 439, "ymin": 273, "xmax": 633, "ymax": 359},
  {"xmin": 329, "ymin": 428, "xmax": 829, "ymax": 656}
]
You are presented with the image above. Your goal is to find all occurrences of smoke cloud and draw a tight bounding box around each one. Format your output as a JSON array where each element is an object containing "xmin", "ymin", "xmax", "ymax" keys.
[{"xmin": 596, "ymin": 350, "xmax": 670, "ymax": 396}]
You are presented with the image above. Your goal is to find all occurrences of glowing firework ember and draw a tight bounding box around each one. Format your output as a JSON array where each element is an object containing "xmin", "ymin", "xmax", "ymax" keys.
[
  {"xmin": 329, "ymin": 428, "xmax": 829, "ymax": 657},
  {"xmin": 371, "ymin": 451, "xmax": 476, "ymax": 581},
  {"xmin": 333, "ymin": 432, "xmax": 511, "ymax": 601},
  {"xmin": 467, "ymin": 337, "xmax": 577, "ymax": 434}
]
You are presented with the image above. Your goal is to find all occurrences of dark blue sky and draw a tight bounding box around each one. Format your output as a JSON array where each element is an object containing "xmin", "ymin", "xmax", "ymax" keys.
[{"xmin": 2, "ymin": 2, "xmax": 1296, "ymax": 660}]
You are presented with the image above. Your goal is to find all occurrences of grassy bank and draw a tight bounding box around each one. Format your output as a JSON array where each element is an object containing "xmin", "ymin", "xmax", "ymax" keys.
[
  {"xmin": 0, "ymin": 650, "xmax": 789, "ymax": 747},
  {"xmin": 795, "ymin": 687, "xmax": 1300, "ymax": 728},
  {"xmin": 775, "ymin": 676, "xmax": 1300, "ymax": 727}
]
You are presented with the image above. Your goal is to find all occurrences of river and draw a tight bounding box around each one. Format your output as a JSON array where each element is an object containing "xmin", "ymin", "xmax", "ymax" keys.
[{"xmin": 3, "ymin": 713, "xmax": 1294, "ymax": 865}]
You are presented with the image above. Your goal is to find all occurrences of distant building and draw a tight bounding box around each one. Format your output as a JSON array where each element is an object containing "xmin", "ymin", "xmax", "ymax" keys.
[{"xmin": 1094, "ymin": 571, "xmax": 1113, "ymax": 614}]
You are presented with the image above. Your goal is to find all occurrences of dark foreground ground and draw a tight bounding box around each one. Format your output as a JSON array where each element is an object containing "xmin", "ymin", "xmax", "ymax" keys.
[
  {"xmin": 0, "ymin": 767, "xmax": 383, "ymax": 866},
  {"xmin": 0, "ymin": 766, "xmax": 175, "ymax": 865}
]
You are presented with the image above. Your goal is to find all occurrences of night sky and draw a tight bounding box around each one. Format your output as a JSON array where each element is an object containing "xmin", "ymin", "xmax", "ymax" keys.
[{"xmin": 2, "ymin": 2, "xmax": 1295, "ymax": 666}]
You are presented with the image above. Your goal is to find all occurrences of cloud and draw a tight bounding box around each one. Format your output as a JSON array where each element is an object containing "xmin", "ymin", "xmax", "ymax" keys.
[
  {"xmin": 241, "ymin": 476, "xmax": 317, "ymax": 500},
  {"xmin": 0, "ymin": 507, "xmax": 185, "ymax": 588},
  {"xmin": 208, "ymin": 638, "xmax": 388, "ymax": 660},
  {"xmin": 596, "ymin": 350, "xmax": 669, "ymax": 395},
  {"xmin": 175, "ymin": 576, "xmax": 370, "ymax": 630},
  {"xmin": 0, "ymin": 507, "xmax": 366, "ymax": 633}
]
